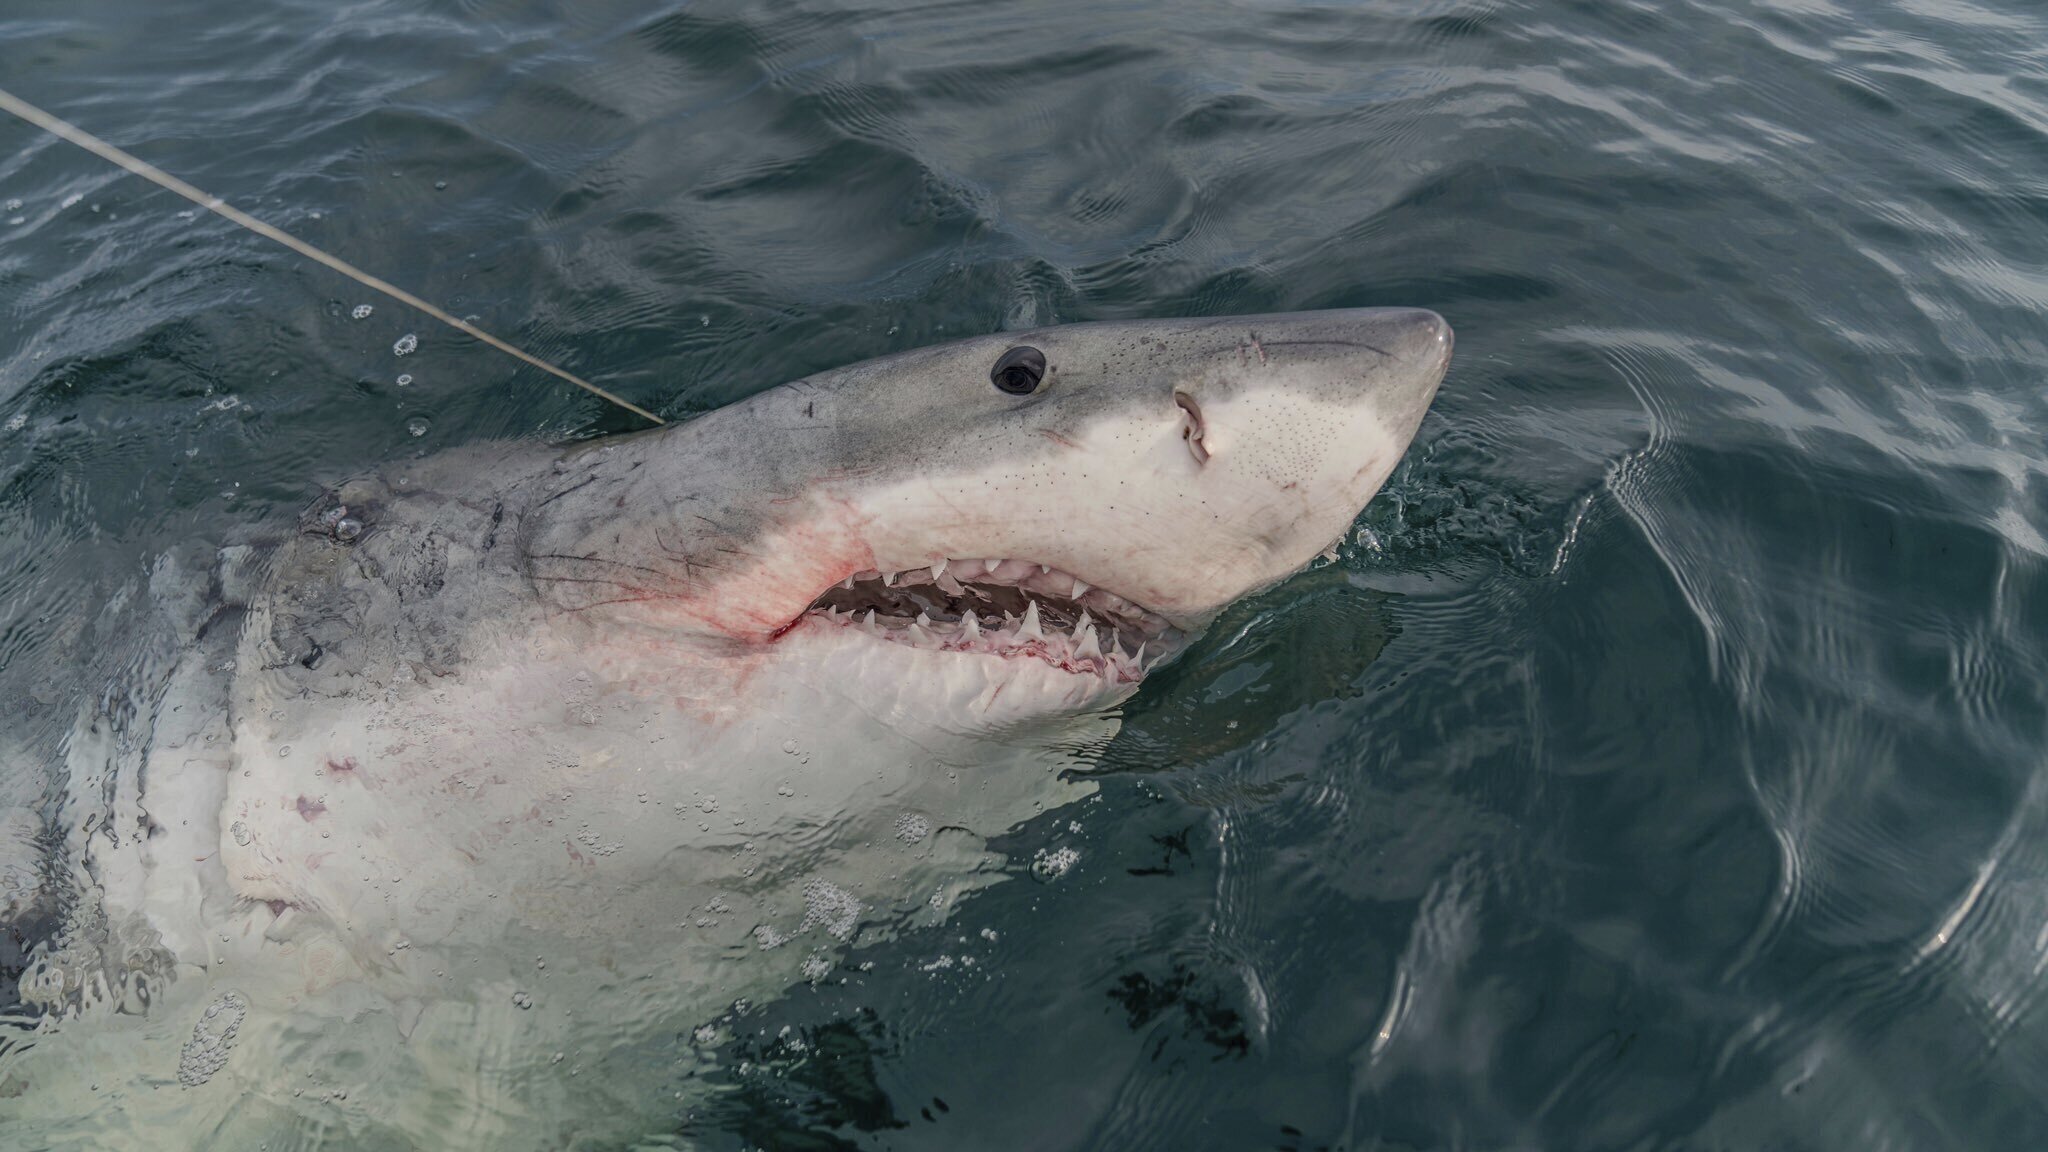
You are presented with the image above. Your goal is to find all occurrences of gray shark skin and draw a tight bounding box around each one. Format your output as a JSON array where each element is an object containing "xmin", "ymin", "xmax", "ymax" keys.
[{"xmin": 1, "ymin": 308, "xmax": 1450, "ymax": 1148}]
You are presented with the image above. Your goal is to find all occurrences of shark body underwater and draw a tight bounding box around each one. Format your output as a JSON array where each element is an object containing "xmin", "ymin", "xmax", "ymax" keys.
[{"xmin": 0, "ymin": 306, "xmax": 1451, "ymax": 1148}]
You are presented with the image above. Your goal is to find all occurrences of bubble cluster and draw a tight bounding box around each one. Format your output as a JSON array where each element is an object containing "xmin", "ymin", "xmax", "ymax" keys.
[
  {"xmin": 393, "ymin": 333, "xmax": 418, "ymax": 356},
  {"xmin": 799, "ymin": 879, "xmax": 862, "ymax": 940},
  {"xmin": 350, "ymin": 304, "xmax": 373, "ymax": 320},
  {"xmin": 1031, "ymin": 846, "xmax": 1080, "ymax": 880},
  {"xmin": 894, "ymin": 813, "xmax": 930, "ymax": 843},
  {"xmin": 176, "ymin": 991, "xmax": 247, "ymax": 1087}
]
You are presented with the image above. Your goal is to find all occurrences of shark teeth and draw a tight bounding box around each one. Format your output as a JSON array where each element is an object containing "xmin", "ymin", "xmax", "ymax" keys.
[
  {"xmin": 802, "ymin": 556, "xmax": 1182, "ymax": 684},
  {"xmin": 1074, "ymin": 620, "xmax": 1101, "ymax": 662},
  {"xmin": 808, "ymin": 601, "xmax": 1163, "ymax": 682},
  {"xmin": 1018, "ymin": 598, "xmax": 1044, "ymax": 640}
]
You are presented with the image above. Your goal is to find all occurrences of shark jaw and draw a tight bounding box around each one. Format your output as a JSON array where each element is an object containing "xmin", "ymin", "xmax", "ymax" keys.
[{"xmin": 798, "ymin": 557, "xmax": 1183, "ymax": 685}]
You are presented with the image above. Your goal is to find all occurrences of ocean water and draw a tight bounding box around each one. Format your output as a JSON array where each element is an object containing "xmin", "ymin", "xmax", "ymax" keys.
[{"xmin": 4, "ymin": 0, "xmax": 2048, "ymax": 1147}]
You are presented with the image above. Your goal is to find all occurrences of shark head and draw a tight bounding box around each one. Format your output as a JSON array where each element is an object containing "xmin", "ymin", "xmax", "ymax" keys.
[{"xmin": 528, "ymin": 307, "xmax": 1451, "ymax": 730}]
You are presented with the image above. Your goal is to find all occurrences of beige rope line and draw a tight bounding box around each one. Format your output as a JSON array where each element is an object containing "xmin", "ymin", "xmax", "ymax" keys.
[{"xmin": 0, "ymin": 85, "xmax": 664, "ymax": 426}]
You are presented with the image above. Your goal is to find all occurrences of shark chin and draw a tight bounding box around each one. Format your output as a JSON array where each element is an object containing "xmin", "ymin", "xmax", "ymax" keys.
[{"xmin": 2, "ymin": 307, "xmax": 1450, "ymax": 1148}]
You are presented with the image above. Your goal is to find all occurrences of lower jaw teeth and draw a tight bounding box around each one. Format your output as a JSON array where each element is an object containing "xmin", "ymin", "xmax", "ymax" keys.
[{"xmin": 814, "ymin": 605, "xmax": 1155, "ymax": 678}]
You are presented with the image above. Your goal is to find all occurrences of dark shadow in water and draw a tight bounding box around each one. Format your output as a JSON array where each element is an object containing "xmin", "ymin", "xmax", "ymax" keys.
[
  {"xmin": 1095, "ymin": 565, "xmax": 1397, "ymax": 774},
  {"xmin": 1108, "ymin": 960, "xmax": 1252, "ymax": 1063},
  {"xmin": 686, "ymin": 1009, "xmax": 906, "ymax": 1151}
]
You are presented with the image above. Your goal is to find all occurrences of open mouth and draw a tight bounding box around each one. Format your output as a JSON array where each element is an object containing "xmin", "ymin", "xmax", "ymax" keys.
[{"xmin": 801, "ymin": 558, "xmax": 1183, "ymax": 683}]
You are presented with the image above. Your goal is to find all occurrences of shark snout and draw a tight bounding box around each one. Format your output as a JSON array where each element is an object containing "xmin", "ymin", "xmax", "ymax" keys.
[
  {"xmin": 1368, "ymin": 307, "xmax": 1453, "ymax": 426},
  {"xmin": 1143, "ymin": 307, "xmax": 1451, "ymax": 600},
  {"xmin": 1175, "ymin": 307, "xmax": 1452, "ymax": 470},
  {"xmin": 1287, "ymin": 305, "xmax": 1451, "ymax": 411}
]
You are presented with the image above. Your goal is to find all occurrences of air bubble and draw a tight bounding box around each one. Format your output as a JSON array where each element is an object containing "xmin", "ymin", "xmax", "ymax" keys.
[
  {"xmin": 406, "ymin": 417, "xmax": 429, "ymax": 437},
  {"xmin": 396, "ymin": 374, "xmax": 413, "ymax": 386},
  {"xmin": 1031, "ymin": 846, "xmax": 1080, "ymax": 880},
  {"xmin": 176, "ymin": 991, "xmax": 249, "ymax": 1086},
  {"xmin": 799, "ymin": 879, "xmax": 862, "ymax": 940}
]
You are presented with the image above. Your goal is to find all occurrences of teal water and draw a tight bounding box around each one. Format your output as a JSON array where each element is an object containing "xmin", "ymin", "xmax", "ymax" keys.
[{"xmin": 5, "ymin": 0, "xmax": 2048, "ymax": 1147}]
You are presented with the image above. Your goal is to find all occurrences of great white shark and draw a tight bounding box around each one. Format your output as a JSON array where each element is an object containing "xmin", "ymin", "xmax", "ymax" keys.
[{"xmin": 1, "ymin": 307, "xmax": 1450, "ymax": 1148}]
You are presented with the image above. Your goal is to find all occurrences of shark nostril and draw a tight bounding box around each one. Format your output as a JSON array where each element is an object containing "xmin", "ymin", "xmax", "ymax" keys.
[{"xmin": 1174, "ymin": 391, "xmax": 1209, "ymax": 465}]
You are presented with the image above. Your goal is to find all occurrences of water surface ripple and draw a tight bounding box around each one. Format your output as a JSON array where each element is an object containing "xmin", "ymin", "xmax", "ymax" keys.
[{"xmin": 4, "ymin": 0, "xmax": 2048, "ymax": 1147}]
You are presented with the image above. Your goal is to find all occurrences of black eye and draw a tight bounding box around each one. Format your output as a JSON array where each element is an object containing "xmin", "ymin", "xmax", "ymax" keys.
[{"xmin": 990, "ymin": 346, "xmax": 1046, "ymax": 395}]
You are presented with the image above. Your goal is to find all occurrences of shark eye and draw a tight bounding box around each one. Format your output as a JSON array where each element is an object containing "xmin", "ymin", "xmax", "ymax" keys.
[{"xmin": 990, "ymin": 346, "xmax": 1046, "ymax": 395}]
